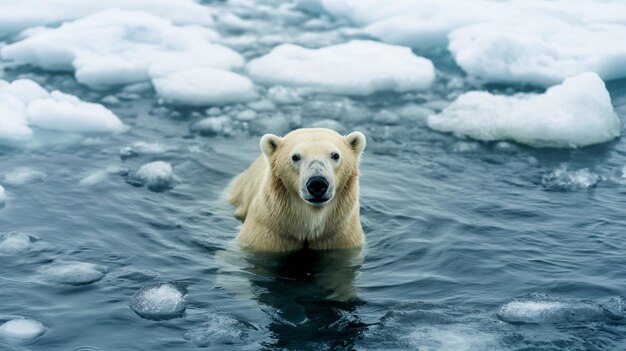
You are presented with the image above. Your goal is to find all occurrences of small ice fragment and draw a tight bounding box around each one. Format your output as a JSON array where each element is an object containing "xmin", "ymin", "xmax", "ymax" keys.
[
  {"xmin": 191, "ymin": 116, "xmax": 232, "ymax": 136},
  {"xmin": 542, "ymin": 165, "xmax": 599, "ymax": 191},
  {"xmin": 4, "ymin": 167, "xmax": 46, "ymax": 185},
  {"xmin": 119, "ymin": 142, "xmax": 167, "ymax": 159},
  {"xmin": 79, "ymin": 170, "xmax": 110, "ymax": 186},
  {"xmin": 184, "ymin": 315, "xmax": 250, "ymax": 347},
  {"xmin": 0, "ymin": 185, "xmax": 5, "ymax": 208},
  {"xmin": 129, "ymin": 282, "xmax": 188, "ymax": 320},
  {"xmin": 234, "ymin": 109, "xmax": 257, "ymax": 121},
  {"xmin": 0, "ymin": 232, "xmax": 33, "ymax": 254},
  {"xmin": 602, "ymin": 296, "xmax": 626, "ymax": 320},
  {"xmin": 267, "ymin": 86, "xmax": 302, "ymax": 105},
  {"xmin": 498, "ymin": 293, "xmax": 608, "ymax": 324},
  {"xmin": 0, "ymin": 319, "xmax": 46, "ymax": 340},
  {"xmin": 128, "ymin": 161, "xmax": 174, "ymax": 191},
  {"xmin": 307, "ymin": 119, "xmax": 347, "ymax": 134},
  {"xmin": 41, "ymin": 261, "xmax": 106, "ymax": 285}
]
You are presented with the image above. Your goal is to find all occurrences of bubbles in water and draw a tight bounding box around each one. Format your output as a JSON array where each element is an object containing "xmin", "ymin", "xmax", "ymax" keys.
[
  {"xmin": 0, "ymin": 232, "xmax": 36, "ymax": 254},
  {"xmin": 41, "ymin": 261, "xmax": 107, "ymax": 285},
  {"xmin": 0, "ymin": 318, "xmax": 46, "ymax": 341},
  {"xmin": 184, "ymin": 315, "xmax": 252, "ymax": 347},
  {"xmin": 127, "ymin": 161, "xmax": 174, "ymax": 191},
  {"xmin": 129, "ymin": 282, "xmax": 188, "ymax": 320},
  {"xmin": 541, "ymin": 164, "xmax": 599, "ymax": 191},
  {"xmin": 4, "ymin": 167, "xmax": 46, "ymax": 185}
]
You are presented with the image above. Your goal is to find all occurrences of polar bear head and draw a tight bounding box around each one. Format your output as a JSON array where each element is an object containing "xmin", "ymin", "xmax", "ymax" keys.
[{"xmin": 260, "ymin": 128, "xmax": 366, "ymax": 208}]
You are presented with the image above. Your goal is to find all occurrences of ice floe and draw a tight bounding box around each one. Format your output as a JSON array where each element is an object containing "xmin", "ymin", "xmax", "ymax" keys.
[
  {"xmin": 4, "ymin": 167, "xmax": 46, "ymax": 185},
  {"xmin": 427, "ymin": 73, "xmax": 620, "ymax": 148},
  {"xmin": 0, "ymin": 0, "xmax": 214, "ymax": 38},
  {"xmin": 127, "ymin": 161, "xmax": 174, "ymax": 191},
  {"xmin": 153, "ymin": 68, "xmax": 257, "ymax": 106},
  {"xmin": 449, "ymin": 20, "xmax": 626, "ymax": 86},
  {"xmin": 247, "ymin": 40, "xmax": 435, "ymax": 95},
  {"xmin": 0, "ymin": 319, "xmax": 46, "ymax": 341},
  {"xmin": 0, "ymin": 79, "xmax": 125, "ymax": 144},
  {"xmin": 498, "ymin": 293, "xmax": 626, "ymax": 324},
  {"xmin": 0, "ymin": 233, "xmax": 33, "ymax": 254},
  {"xmin": 1, "ymin": 10, "xmax": 243, "ymax": 90},
  {"xmin": 41, "ymin": 261, "xmax": 107, "ymax": 285},
  {"xmin": 129, "ymin": 282, "xmax": 188, "ymax": 320}
]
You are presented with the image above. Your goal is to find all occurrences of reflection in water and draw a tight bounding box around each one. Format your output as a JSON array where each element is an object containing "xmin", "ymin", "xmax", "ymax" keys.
[{"xmin": 216, "ymin": 246, "xmax": 368, "ymax": 349}]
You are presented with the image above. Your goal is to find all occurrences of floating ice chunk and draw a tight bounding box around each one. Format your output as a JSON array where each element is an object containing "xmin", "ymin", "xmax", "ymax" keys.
[
  {"xmin": 27, "ymin": 91, "xmax": 126, "ymax": 133},
  {"xmin": 0, "ymin": 185, "xmax": 5, "ymax": 208},
  {"xmin": 191, "ymin": 116, "xmax": 233, "ymax": 136},
  {"xmin": 234, "ymin": 109, "xmax": 257, "ymax": 121},
  {"xmin": 427, "ymin": 73, "xmax": 620, "ymax": 148},
  {"xmin": 0, "ymin": 79, "xmax": 125, "ymax": 143},
  {"xmin": 247, "ymin": 40, "xmax": 435, "ymax": 96},
  {"xmin": 449, "ymin": 20, "xmax": 626, "ymax": 87},
  {"xmin": 1, "ymin": 10, "xmax": 243, "ymax": 88},
  {"xmin": 0, "ymin": 0, "xmax": 215, "ymax": 37},
  {"xmin": 498, "ymin": 293, "xmax": 625, "ymax": 324},
  {"xmin": 4, "ymin": 167, "xmax": 46, "ymax": 185},
  {"xmin": 307, "ymin": 119, "xmax": 347, "ymax": 134},
  {"xmin": 0, "ymin": 233, "xmax": 34, "ymax": 254},
  {"xmin": 119, "ymin": 142, "xmax": 168, "ymax": 159},
  {"xmin": 41, "ymin": 261, "xmax": 107, "ymax": 285},
  {"xmin": 79, "ymin": 170, "xmax": 110, "ymax": 186},
  {"xmin": 184, "ymin": 315, "xmax": 251, "ymax": 347},
  {"xmin": 267, "ymin": 86, "xmax": 303, "ymax": 105},
  {"xmin": 542, "ymin": 164, "xmax": 599, "ymax": 191},
  {"xmin": 153, "ymin": 68, "xmax": 257, "ymax": 106},
  {"xmin": 129, "ymin": 282, "xmax": 187, "ymax": 320},
  {"xmin": 128, "ymin": 161, "xmax": 174, "ymax": 191},
  {"xmin": 0, "ymin": 319, "xmax": 46, "ymax": 341}
]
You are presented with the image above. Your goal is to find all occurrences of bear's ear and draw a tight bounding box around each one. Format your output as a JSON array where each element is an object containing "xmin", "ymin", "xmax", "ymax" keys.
[
  {"xmin": 345, "ymin": 131, "xmax": 366, "ymax": 155},
  {"xmin": 260, "ymin": 134, "xmax": 282, "ymax": 157}
]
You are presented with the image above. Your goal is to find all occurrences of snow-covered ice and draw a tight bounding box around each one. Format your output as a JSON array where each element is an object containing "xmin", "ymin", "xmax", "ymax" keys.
[
  {"xmin": 128, "ymin": 161, "xmax": 174, "ymax": 191},
  {"xmin": 153, "ymin": 68, "xmax": 257, "ymax": 106},
  {"xmin": 0, "ymin": 0, "xmax": 214, "ymax": 38},
  {"xmin": 0, "ymin": 79, "xmax": 125, "ymax": 144},
  {"xmin": 0, "ymin": 319, "xmax": 46, "ymax": 341},
  {"xmin": 427, "ymin": 73, "xmax": 620, "ymax": 148},
  {"xmin": 247, "ymin": 40, "xmax": 435, "ymax": 95},
  {"xmin": 497, "ymin": 293, "xmax": 625, "ymax": 324},
  {"xmin": 4, "ymin": 167, "xmax": 46, "ymax": 185},
  {"xmin": 129, "ymin": 282, "xmax": 187, "ymax": 320},
  {"xmin": 41, "ymin": 261, "xmax": 107, "ymax": 285},
  {"xmin": 1, "ymin": 10, "xmax": 243, "ymax": 89},
  {"xmin": 449, "ymin": 20, "xmax": 626, "ymax": 87}
]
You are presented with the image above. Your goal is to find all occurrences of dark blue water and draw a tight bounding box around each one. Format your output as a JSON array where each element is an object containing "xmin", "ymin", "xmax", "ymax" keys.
[{"xmin": 2, "ymin": 1, "xmax": 626, "ymax": 350}]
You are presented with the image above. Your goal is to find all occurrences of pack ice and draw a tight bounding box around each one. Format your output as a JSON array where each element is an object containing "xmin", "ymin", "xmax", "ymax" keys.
[
  {"xmin": 0, "ymin": 79, "xmax": 125, "ymax": 144},
  {"xmin": 247, "ymin": 40, "xmax": 435, "ymax": 95},
  {"xmin": 427, "ymin": 73, "xmax": 620, "ymax": 148}
]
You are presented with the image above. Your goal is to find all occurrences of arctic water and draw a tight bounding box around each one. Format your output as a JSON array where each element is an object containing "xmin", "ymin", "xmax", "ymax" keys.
[{"xmin": 2, "ymin": 1, "xmax": 626, "ymax": 350}]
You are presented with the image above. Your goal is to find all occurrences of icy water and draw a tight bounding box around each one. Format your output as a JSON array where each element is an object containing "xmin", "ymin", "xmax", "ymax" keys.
[{"xmin": 2, "ymin": 1, "xmax": 626, "ymax": 351}]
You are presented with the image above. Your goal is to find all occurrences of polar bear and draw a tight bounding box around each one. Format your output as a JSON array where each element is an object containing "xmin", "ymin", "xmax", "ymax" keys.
[{"xmin": 227, "ymin": 128, "xmax": 366, "ymax": 252}]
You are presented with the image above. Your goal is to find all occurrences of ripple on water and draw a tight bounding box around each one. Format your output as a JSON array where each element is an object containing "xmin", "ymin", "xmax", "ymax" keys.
[{"xmin": 129, "ymin": 282, "xmax": 188, "ymax": 320}]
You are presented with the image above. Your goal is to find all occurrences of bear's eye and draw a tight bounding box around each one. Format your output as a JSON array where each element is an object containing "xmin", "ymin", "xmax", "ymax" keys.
[
  {"xmin": 331, "ymin": 152, "xmax": 340, "ymax": 161},
  {"xmin": 291, "ymin": 154, "xmax": 301, "ymax": 162}
]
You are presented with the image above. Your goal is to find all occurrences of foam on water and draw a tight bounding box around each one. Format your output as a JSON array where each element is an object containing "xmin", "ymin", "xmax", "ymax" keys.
[
  {"xmin": 41, "ymin": 261, "xmax": 107, "ymax": 285},
  {"xmin": 247, "ymin": 40, "xmax": 435, "ymax": 96},
  {"xmin": 127, "ymin": 161, "xmax": 174, "ymax": 192},
  {"xmin": 427, "ymin": 73, "xmax": 620, "ymax": 148},
  {"xmin": 4, "ymin": 167, "xmax": 47, "ymax": 185},
  {"xmin": 129, "ymin": 282, "xmax": 187, "ymax": 320},
  {"xmin": 0, "ymin": 319, "xmax": 46, "ymax": 341},
  {"xmin": 542, "ymin": 164, "xmax": 600, "ymax": 191}
]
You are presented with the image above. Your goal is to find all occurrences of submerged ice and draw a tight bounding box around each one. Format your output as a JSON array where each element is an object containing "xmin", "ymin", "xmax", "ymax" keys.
[
  {"xmin": 129, "ymin": 282, "xmax": 187, "ymax": 320},
  {"xmin": 0, "ymin": 319, "xmax": 46, "ymax": 341},
  {"xmin": 41, "ymin": 261, "xmax": 107, "ymax": 285},
  {"xmin": 427, "ymin": 73, "xmax": 620, "ymax": 148},
  {"xmin": 498, "ymin": 294, "xmax": 626, "ymax": 324}
]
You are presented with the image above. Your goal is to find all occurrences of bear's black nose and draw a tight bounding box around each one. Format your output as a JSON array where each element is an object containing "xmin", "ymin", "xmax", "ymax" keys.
[{"xmin": 306, "ymin": 176, "xmax": 329, "ymax": 198}]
